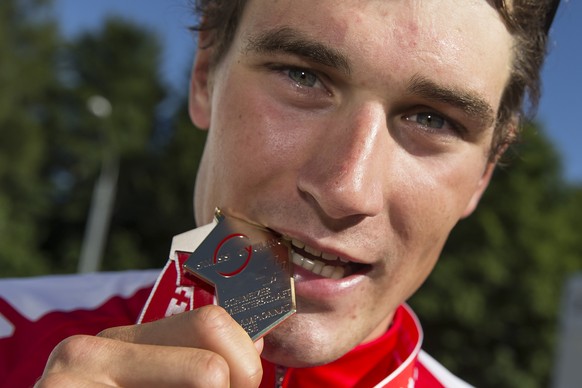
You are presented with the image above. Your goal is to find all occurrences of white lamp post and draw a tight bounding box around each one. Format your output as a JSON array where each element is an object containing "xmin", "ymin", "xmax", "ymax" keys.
[{"xmin": 78, "ymin": 96, "xmax": 117, "ymax": 273}]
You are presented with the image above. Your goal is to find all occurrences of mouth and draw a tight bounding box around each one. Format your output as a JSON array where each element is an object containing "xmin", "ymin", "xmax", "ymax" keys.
[{"xmin": 282, "ymin": 236, "xmax": 369, "ymax": 279}]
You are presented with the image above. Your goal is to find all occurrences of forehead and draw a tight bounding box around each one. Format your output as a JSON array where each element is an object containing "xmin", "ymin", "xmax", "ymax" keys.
[{"xmin": 236, "ymin": 0, "xmax": 513, "ymax": 108}]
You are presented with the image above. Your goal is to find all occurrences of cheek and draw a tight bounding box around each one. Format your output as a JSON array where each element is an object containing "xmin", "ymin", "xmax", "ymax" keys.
[
  {"xmin": 376, "ymin": 157, "xmax": 483, "ymax": 299},
  {"xmin": 211, "ymin": 75, "xmax": 317, "ymax": 183},
  {"xmin": 391, "ymin": 152, "xmax": 486, "ymax": 245}
]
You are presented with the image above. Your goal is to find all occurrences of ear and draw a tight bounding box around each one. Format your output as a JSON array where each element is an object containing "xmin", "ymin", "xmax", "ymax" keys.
[
  {"xmin": 189, "ymin": 34, "xmax": 214, "ymax": 130},
  {"xmin": 461, "ymin": 161, "xmax": 496, "ymax": 218}
]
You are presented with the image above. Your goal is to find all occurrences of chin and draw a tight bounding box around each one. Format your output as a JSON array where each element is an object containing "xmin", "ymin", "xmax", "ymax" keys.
[
  {"xmin": 260, "ymin": 318, "xmax": 358, "ymax": 368},
  {"xmin": 262, "ymin": 336, "xmax": 337, "ymax": 368}
]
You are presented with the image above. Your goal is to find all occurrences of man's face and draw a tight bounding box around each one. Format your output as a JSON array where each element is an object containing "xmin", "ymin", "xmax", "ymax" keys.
[{"xmin": 190, "ymin": 0, "xmax": 513, "ymax": 367}]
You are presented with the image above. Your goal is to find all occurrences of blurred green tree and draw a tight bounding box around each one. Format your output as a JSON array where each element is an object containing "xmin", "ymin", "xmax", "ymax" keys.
[
  {"xmin": 0, "ymin": 2, "xmax": 204, "ymax": 276},
  {"xmin": 101, "ymin": 101, "xmax": 206, "ymax": 272},
  {"xmin": 0, "ymin": 0, "xmax": 60, "ymax": 276},
  {"xmin": 41, "ymin": 17, "xmax": 170, "ymax": 273},
  {"xmin": 410, "ymin": 123, "xmax": 582, "ymax": 387}
]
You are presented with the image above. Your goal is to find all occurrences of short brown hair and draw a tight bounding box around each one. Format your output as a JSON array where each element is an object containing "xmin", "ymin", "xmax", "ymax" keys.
[{"xmin": 191, "ymin": 0, "xmax": 560, "ymax": 158}]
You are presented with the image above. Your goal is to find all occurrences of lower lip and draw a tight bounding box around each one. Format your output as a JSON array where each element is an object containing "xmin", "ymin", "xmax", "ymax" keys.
[{"xmin": 292, "ymin": 263, "xmax": 368, "ymax": 300}]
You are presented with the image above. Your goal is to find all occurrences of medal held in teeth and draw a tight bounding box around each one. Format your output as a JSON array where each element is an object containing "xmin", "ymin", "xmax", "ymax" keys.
[{"xmin": 183, "ymin": 209, "xmax": 296, "ymax": 341}]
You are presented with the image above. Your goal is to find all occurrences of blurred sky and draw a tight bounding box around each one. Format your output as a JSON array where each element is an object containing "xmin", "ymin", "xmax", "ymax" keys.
[{"xmin": 53, "ymin": 0, "xmax": 581, "ymax": 183}]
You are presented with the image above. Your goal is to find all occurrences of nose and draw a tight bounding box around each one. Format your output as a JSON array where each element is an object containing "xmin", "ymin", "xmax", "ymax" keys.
[{"xmin": 297, "ymin": 103, "xmax": 387, "ymax": 222}]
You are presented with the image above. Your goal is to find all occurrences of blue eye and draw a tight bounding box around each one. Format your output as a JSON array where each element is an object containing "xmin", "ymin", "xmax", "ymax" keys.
[
  {"xmin": 409, "ymin": 112, "xmax": 446, "ymax": 129},
  {"xmin": 288, "ymin": 68, "xmax": 318, "ymax": 87}
]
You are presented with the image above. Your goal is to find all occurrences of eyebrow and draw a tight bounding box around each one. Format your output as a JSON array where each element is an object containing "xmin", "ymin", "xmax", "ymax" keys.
[
  {"xmin": 244, "ymin": 27, "xmax": 352, "ymax": 75},
  {"xmin": 407, "ymin": 75, "xmax": 496, "ymax": 128}
]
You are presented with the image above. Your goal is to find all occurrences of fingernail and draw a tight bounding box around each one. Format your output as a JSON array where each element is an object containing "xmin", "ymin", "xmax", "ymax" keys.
[{"xmin": 254, "ymin": 338, "xmax": 264, "ymax": 354}]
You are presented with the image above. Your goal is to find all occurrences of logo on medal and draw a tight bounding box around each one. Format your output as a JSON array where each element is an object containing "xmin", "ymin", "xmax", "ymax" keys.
[{"xmin": 214, "ymin": 234, "xmax": 252, "ymax": 277}]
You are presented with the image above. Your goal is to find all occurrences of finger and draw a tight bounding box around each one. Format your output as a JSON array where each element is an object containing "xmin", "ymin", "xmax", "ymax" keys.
[
  {"xmin": 43, "ymin": 334, "xmax": 230, "ymax": 387},
  {"xmin": 99, "ymin": 305, "xmax": 262, "ymax": 388}
]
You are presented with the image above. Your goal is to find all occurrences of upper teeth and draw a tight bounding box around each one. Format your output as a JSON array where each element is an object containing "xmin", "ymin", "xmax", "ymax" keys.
[
  {"xmin": 285, "ymin": 237, "xmax": 350, "ymax": 279},
  {"xmin": 291, "ymin": 239, "xmax": 348, "ymax": 263}
]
